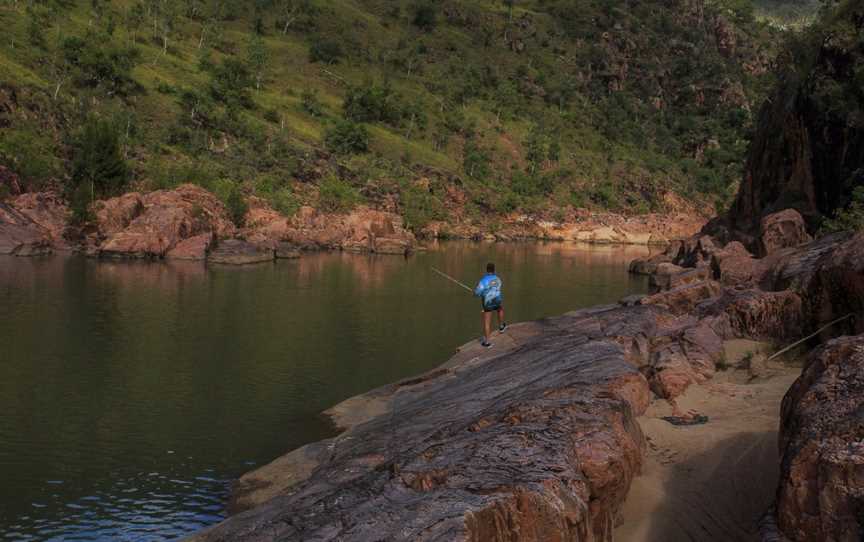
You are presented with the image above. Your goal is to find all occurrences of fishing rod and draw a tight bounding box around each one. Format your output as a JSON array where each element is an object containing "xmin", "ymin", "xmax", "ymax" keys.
[{"xmin": 431, "ymin": 267, "xmax": 473, "ymax": 293}]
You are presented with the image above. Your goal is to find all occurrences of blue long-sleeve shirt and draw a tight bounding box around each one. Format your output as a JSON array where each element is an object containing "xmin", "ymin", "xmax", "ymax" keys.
[{"xmin": 474, "ymin": 273, "xmax": 502, "ymax": 307}]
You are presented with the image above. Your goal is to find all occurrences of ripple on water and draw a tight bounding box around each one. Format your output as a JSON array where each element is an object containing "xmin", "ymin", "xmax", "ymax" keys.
[{"xmin": 2, "ymin": 471, "xmax": 228, "ymax": 542}]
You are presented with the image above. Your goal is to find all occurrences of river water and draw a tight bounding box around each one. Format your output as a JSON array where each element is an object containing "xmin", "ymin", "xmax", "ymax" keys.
[{"xmin": 0, "ymin": 242, "xmax": 651, "ymax": 541}]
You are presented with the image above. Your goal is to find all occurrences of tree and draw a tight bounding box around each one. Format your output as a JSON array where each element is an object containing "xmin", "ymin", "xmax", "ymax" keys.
[
  {"xmin": 70, "ymin": 117, "xmax": 129, "ymax": 198},
  {"xmin": 412, "ymin": 3, "xmax": 436, "ymax": 31},
  {"xmin": 62, "ymin": 33, "xmax": 141, "ymax": 96},
  {"xmin": 208, "ymin": 58, "xmax": 254, "ymax": 109},
  {"xmin": 127, "ymin": 2, "xmax": 146, "ymax": 44},
  {"xmin": 26, "ymin": 4, "xmax": 51, "ymax": 48},
  {"xmin": 246, "ymin": 34, "xmax": 268, "ymax": 90},
  {"xmin": 325, "ymin": 120, "xmax": 369, "ymax": 154}
]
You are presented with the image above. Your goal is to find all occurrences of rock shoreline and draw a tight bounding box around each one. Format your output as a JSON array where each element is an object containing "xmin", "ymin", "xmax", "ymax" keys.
[
  {"xmin": 190, "ymin": 207, "xmax": 864, "ymax": 541},
  {"xmin": 0, "ymin": 185, "xmax": 705, "ymax": 263}
]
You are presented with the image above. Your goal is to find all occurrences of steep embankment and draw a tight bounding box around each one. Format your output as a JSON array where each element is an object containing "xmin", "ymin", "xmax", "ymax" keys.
[
  {"xmin": 728, "ymin": 0, "xmax": 864, "ymax": 236},
  {"xmin": 0, "ymin": 0, "xmax": 777, "ymax": 233}
]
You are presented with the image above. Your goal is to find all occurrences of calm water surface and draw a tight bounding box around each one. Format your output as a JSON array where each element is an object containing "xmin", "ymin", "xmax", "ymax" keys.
[{"xmin": 0, "ymin": 242, "xmax": 651, "ymax": 541}]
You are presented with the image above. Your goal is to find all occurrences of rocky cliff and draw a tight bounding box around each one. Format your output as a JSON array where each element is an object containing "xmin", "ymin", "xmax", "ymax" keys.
[{"xmin": 728, "ymin": 2, "xmax": 864, "ymax": 235}]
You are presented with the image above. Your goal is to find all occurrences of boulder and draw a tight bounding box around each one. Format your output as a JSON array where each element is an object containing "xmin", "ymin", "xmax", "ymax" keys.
[
  {"xmin": 775, "ymin": 335, "xmax": 864, "ymax": 541},
  {"xmin": 628, "ymin": 253, "xmax": 672, "ymax": 275},
  {"xmin": 759, "ymin": 209, "xmax": 812, "ymax": 256},
  {"xmin": 95, "ymin": 184, "xmax": 236, "ymax": 258},
  {"xmin": 208, "ymin": 239, "xmax": 274, "ymax": 265},
  {"xmin": 166, "ymin": 232, "xmax": 213, "ymax": 261},
  {"xmin": 0, "ymin": 201, "xmax": 52, "ymax": 256},
  {"xmin": 9, "ymin": 192, "xmax": 70, "ymax": 249},
  {"xmin": 191, "ymin": 309, "xmax": 654, "ymax": 542},
  {"xmin": 648, "ymin": 343, "xmax": 698, "ymax": 398},
  {"xmin": 642, "ymin": 280, "xmax": 722, "ymax": 315},
  {"xmin": 710, "ymin": 241, "xmax": 765, "ymax": 286},
  {"xmin": 275, "ymin": 242, "xmax": 301, "ymax": 259}
]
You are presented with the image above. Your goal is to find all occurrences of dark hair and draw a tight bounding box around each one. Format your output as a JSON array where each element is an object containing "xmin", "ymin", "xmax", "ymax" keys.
[{"xmin": 486, "ymin": 262, "xmax": 495, "ymax": 273}]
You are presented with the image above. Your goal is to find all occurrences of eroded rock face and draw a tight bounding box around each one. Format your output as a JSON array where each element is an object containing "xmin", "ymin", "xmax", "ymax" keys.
[
  {"xmin": 760, "ymin": 209, "xmax": 812, "ymax": 256},
  {"xmin": 776, "ymin": 336, "xmax": 864, "ymax": 541},
  {"xmin": 245, "ymin": 204, "xmax": 416, "ymax": 255},
  {"xmin": 0, "ymin": 201, "xmax": 52, "ymax": 256},
  {"xmin": 9, "ymin": 192, "xmax": 70, "ymax": 249},
  {"xmin": 192, "ymin": 307, "xmax": 659, "ymax": 542},
  {"xmin": 94, "ymin": 185, "xmax": 236, "ymax": 259}
]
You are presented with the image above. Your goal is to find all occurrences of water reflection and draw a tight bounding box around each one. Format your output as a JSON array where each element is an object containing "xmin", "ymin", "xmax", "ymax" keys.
[{"xmin": 0, "ymin": 242, "xmax": 650, "ymax": 540}]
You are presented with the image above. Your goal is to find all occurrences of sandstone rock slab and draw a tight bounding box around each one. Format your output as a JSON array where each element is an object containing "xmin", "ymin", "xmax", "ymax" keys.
[{"xmin": 208, "ymin": 239, "xmax": 274, "ymax": 265}]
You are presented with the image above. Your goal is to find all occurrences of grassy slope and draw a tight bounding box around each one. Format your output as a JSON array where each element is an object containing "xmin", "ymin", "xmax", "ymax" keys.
[{"xmin": 0, "ymin": 0, "xmax": 793, "ymax": 230}]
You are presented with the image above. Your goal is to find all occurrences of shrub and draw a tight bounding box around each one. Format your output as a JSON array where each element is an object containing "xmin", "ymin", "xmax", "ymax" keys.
[
  {"xmin": 208, "ymin": 58, "xmax": 254, "ymax": 109},
  {"xmin": 325, "ymin": 120, "xmax": 370, "ymax": 154},
  {"xmin": 61, "ymin": 34, "xmax": 141, "ymax": 96},
  {"xmin": 412, "ymin": 4, "xmax": 437, "ymax": 31},
  {"xmin": 269, "ymin": 187, "xmax": 299, "ymax": 216},
  {"xmin": 69, "ymin": 182, "xmax": 95, "ymax": 226},
  {"xmin": 301, "ymin": 89, "xmax": 324, "ymax": 116},
  {"xmin": 70, "ymin": 117, "xmax": 129, "ymax": 197},
  {"xmin": 308, "ymin": 36, "xmax": 343, "ymax": 63},
  {"xmin": 0, "ymin": 126, "xmax": 58, "ymax": 189},
  {"xmin": 318, "ymin": 175, "xmax": 361, "ymax": 213},
  {"xmin": 821, "ymin": 186, "xmax": 864, "ymax": 234},
  {"xmin": 343, "ymin": 82, "xmax": 402, "ymax": 124},
  {"xmin": 401, "ymin": 184, "xmax": 444, "ymax": 230},
  {"xmin": 225, "ymin": 183, "xmax": 248, "ymax": 226}
]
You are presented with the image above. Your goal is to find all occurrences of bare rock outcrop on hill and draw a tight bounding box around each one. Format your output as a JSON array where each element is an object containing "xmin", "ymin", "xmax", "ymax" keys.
[
  {"xmin": 93, "ymin": 185, "xmax": 236, "ymax": 259},
  {"xmin": 776, "ymin": 336, "xmax": 864, "ymax": 541}
]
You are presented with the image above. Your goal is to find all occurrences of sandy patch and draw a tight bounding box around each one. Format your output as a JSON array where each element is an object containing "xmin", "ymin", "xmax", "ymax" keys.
[{"xmin": 615, "ymin": 340, "xmax": 799, "ymax": 541}]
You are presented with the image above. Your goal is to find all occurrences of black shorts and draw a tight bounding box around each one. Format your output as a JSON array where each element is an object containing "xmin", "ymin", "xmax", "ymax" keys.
[{"xmin": 482, "ymin": 299, "xmax": 503, "ymax": 312}]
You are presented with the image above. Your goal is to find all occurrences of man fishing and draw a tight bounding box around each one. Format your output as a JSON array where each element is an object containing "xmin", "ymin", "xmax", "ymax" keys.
[{"xmin": 474, "ymin": 262, "xmax": 506, "ymax": 348}]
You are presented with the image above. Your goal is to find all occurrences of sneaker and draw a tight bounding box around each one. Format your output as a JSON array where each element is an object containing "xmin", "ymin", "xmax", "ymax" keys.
[
  {"xmin": 499, "ymin": 322, "xmax": 507, "ymax": 332},
  {"xmin": 481, "ymin": 340, "xmax": 492, "ymax": 348}
]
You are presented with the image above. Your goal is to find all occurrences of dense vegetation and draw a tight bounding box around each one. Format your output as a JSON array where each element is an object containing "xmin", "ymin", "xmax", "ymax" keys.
[
  {"xmin": 0, "ymin": 0, "xmax": 799, "ymax": 231},
  {"xmin": 725, "ymin": 0, "xmax": 864, "ymax": 234}
]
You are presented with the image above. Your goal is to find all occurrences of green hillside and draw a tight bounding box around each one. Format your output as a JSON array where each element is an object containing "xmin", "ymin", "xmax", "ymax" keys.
[{"xmin": 0, "ymin": 0, "xmax": 786, "ymax": 231}]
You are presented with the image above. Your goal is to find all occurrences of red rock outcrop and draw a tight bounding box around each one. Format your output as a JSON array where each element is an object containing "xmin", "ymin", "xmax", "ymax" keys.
[
  {"xmin": 244, "ymin": 203, "xmax": 417, "ymax": 255},
  {"xmin": 0, "ymin": 201, "xmax": 52, "ymax": 256},
  {"xmin": 9, "ymin": 192, "xmax": 70, "ymax": 249},
  {"xmin": 93, "ymin": 184, "xmax": 236, "ymax": 259},
  {"xmin": 776, "ymin": 335, "xmax": 864, "ymax": 541}
]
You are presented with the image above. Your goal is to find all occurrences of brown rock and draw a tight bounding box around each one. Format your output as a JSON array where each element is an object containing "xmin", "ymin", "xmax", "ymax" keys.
[
  {"xmin": 710, "ymin": 241, "xmax": 765, "ymax": 286},
  {"xmin": 95, "ymin": 185, "xmax": 236, "ymax": 258},
  {"xmin": 208, "ymin": 239, "xmax": 274, "ymax": 265},
  {"xmin": 642, "ymin": 280, "xmax": 722, "ymax": 315},
  {"xmin": 629, "ymin": 252, "xmax": 672, "ymax": 275},
  {"xmin": 191, "ymin": 310, "xmax": 652, "ymax": 542},
  {"xmin": 275, "ymin": 242, "xmax": 301, "ymax": 259},
  {"xmin": 760, "ymin": 209, "xmax": 812, "ymax": 256},
  {"xmin": 648, "ymin": 343, "xmax": 698, "ymax": 398},
  {"xmin": 9, "ymin": 192, "xmax": 70, "ymax": 249},
  {"xmin": 0, "ymin": 201, "xmax": 52, "ymax": 256},
  {"xmin": 166, "ymin": 232, "xmax": 213, "ymax": 260},
  {"xmin": 775, "ymin": 335, "xmax": 864, "ymax": 541}
]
